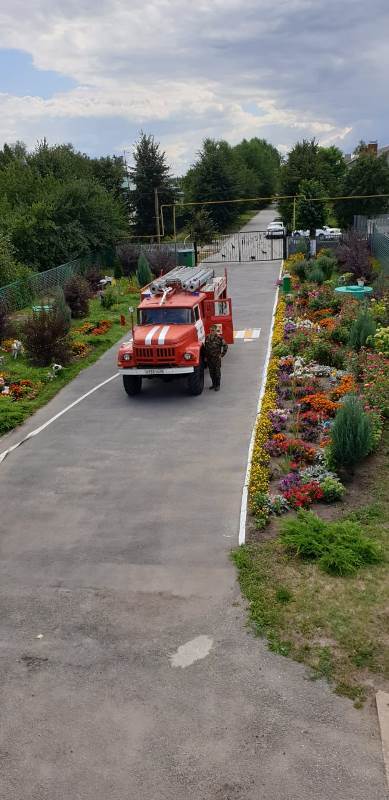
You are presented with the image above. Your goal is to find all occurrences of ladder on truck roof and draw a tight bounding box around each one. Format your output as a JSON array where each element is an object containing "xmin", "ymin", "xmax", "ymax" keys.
[{"xmin": 149, "ymin": 266, "xmax": 215, "ymax": 295}]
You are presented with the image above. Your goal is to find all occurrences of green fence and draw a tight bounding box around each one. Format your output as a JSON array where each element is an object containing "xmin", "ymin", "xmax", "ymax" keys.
[
  {"xmin": 370, "ymin": 231, "xmax": 389, "ymax": 276},
  {"xmin": 0, "ymin": 253, "xmax": 98, "ymax": 314}
]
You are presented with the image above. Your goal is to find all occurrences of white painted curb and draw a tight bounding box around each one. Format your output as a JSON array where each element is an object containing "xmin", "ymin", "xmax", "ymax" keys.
[
  {"xmin": 376, "ymin": 691, "xmax": 389, "ymax": 791},
  {"xmin": 238, "ymin": 262, "xmax": 284, "ymax": 545}
]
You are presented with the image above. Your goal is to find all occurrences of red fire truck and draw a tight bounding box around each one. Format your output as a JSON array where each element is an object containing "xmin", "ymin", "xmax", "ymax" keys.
[{"xmin": 117, "ymin": 265, "xmax": 234, "ymax": 396}]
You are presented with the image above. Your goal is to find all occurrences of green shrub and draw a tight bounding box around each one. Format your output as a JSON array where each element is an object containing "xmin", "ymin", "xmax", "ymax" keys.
[
  {"xmin": 250, "ymin": 491, "xmax": 271, "ymax": 517},
  {"xmin": 289, "ymin": 331, "xmax": 309, "ymax": 355},
  {"xmin": 64, "ymin": 275, "xmax": 90, "ymax": 318},
  {"xmin": 292, "ymin": 259, "xmax": 309, "ymax": 281},
  {"xmin": 370, "ymin": 325, "xmax": 389, "ymax": 356},
  {"xmin": 254, "ymin": 512, "xmax": 270, "ymax": 530},
  {"xmin": 100, "ymin": 288, "xmax": 116, "ymax": 309},
  {"xmin": 280, "ymin": 510, "xmax": 383, "ymax": 575},
  {"xmin": 370, "ymin": 299, "xmax": 388, "ymax": 324},
  {"xmin": 136, "ymin": 253, "xmax": 153, "ymax": 287},
  {"xmin": 113, "ymin": 258, "xmax": 123, "ymax": 280},
  {"xmin": 368, "ymin": 411, "xmax": 383, "ymax": 452},
  {"xmin": 0, "ymin": 304, "xmax": 8, "ymax": 340},
  {"xmin": 307, "ymin": 264, "xmax": 325, "ymax": 285},
  {"xmin": 329, "ymin": 324, "xmax": 349, "ymax": 345},
  {"xmin": 348, "ymin": 310, "xmax": 376, "ymax": 351},
  {"xmin": 316, "ymin": 254, "xmax": 337, "ymax": 280},
  {"xmin": 85, "ymin": 267, "xmax": 103, "ymax": 292},
  {"xmin": 21, "ymin": 305, "xmax": 72, "ymax": 366},
  {"xmin": 331, "ymin": 395, "xmax": 373, "ymax": 470},
  {"xmin": 52, "ymin": 287, "xmax": 71, "ymax": 329},
  {"xmin": 308, "ymin": 339, "xmax": 345, "ymax": 369},
  {"xmin": 320, "ymin": 477, "xmax": 345, "ymax": 502},
  {"xmin": 272, "ymin": 343, "xmax": 291, "ymax": 357}
]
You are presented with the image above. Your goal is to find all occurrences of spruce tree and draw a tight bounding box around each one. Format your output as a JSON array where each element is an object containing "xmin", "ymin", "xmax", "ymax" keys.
[{"xmin": 129, "ymin": 132, "xmax": 174, "ymax": 235}]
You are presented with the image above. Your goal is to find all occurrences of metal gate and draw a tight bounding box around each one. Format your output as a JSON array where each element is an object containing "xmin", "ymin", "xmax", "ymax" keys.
[{"xmin": 198, "ymin": 230, "xmax": 285, "ymax": 263}]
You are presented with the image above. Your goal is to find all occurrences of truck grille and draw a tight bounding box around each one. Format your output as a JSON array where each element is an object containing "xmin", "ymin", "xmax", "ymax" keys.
[
  {"xmin": 134, "ymin": 346, "xmax": 153, "ymax": 360},
  {"xmin": 134, "ymin": 346, "xmax": 176, "ymax": 363},
  {"xmin": 156, "ymin": 347, "xmax": 175, "ymax": 359}
]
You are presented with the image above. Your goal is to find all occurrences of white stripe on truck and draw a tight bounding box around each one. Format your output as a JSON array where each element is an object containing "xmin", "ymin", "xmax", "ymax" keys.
[
  {"xmin": 158, "ymin": 325, "xmax": 170, "ymax": 345},
  {"xmin": 145, "ymin": 326, "xmax": 160, "ymax": 345}
]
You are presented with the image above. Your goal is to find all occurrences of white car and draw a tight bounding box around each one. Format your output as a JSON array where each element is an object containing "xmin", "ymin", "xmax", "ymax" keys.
[
  {"xmin": 266, "ymin": 222, "xmax": 286, "ymax": 238},
  {"xmin": 292, "ymin": 226, "xmax": 341, "ymax": 239}
]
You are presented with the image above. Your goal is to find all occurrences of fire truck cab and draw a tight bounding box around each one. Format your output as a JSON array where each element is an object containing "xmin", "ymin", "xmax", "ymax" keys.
[{"xmin": 117, "ymin": 265, "xmax": 233, "ymax": 396}]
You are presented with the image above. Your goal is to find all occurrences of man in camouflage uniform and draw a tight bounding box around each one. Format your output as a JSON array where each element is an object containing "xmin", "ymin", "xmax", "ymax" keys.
[{"xmin": 205, "ymin": 324, "xmax": 228, "ymax": 392}]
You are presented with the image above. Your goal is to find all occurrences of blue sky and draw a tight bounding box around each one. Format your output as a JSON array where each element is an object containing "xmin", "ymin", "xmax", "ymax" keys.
[
  {"xmin": 0, "ymin": 49, "xmax": 76, "ymax": 98},
  {"xmin": 0, "ymin": 0, "xmax": 388, "ymax": 173}
]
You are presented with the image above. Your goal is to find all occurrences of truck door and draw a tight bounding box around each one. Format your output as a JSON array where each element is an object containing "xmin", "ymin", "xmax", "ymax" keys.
[{"xmin": 203, "ymin": 298, "xmax": 234, "ymax": 344}]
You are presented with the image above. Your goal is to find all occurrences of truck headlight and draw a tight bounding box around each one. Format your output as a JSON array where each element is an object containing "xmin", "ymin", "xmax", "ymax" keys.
[
  {"xmin": 183, "ymin": 352, "xmax": 193, "ymax": 360},
  {"xmin": 123, "ymin": 353, "xmax": 132, "ymax": 361}
]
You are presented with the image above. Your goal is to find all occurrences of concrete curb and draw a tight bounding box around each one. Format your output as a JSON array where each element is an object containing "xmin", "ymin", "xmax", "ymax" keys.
[
  {"xmin": 376, "ymin": 691, "xmax": 389, "ymax": 793},
  {"xmin": 238, "ymin": 260, "xmax": 283, "ymax": 545}
]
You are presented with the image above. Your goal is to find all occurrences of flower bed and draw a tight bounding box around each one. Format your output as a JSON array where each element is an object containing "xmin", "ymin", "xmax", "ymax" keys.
[{"xmin": 247, "ymin": 260, "xmax": 388, "ymax": 533}]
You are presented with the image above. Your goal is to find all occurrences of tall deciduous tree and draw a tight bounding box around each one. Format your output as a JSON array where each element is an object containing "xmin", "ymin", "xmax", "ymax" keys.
[
  {"xmin": 184, "ymin": 139, "xmax": 240, "ymax": 230},
  {"xmin": 0, "ymin": 140, "xmax": 129, "ymax": 273},
  {"xmin": 296, "ymin": 179, "xmax": 328, "ymax": 251},
  {"xmin": 279, "ymin": 139, "xmax": 320, "ymax": 226},
  {"xmin": 279, "ymin": 139, "xmax": 345, "ymax": 228},
  {"xmin": 129, "ymin": 132, "xmax": 174, "ymax": 235},
  {"xmin": 233, "ymin": 137, "xmax": 280, "ymax": 201},
  {"xmin": 317, "ymin": 146, "xmax": 346, "ymax": 197},
  {"xmin": 334, "ymin": 153, "xmax": 389, "ymax": 227}
]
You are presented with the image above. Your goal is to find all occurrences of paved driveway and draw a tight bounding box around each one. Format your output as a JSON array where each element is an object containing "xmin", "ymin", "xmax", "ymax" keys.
[{"xmin": 0, "ymin": 212, "xmax": 386, "ymax": 799}]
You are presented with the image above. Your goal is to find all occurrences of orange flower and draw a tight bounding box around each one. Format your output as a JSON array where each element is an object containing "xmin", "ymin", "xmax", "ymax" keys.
[
  {"xmin": 301, "ymin": 393, "xmax": 339, "ymax": 416},
  {"xmin": 331, "ymin": 374, "xmax": 356, "ymax": 400}
]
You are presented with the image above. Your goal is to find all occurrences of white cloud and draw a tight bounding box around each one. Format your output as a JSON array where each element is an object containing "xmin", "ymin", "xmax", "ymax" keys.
[{"xmin": 0, "ymin": 0, "xmax": 387, "ymax": 169}]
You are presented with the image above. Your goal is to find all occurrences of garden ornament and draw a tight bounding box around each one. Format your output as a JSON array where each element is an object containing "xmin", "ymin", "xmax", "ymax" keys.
[
  {"xmin": 11, "ymin": 340, "xmax": 23, "ymax": 359},
  {"xmin": 46, "ymin": 363, "xmax": 63, "ymax": 380}
]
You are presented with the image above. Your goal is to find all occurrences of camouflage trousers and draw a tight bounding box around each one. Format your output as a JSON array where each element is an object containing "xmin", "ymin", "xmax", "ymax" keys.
[{"xmin": 208, "ymin": 359, "xmax": 221, "ymax": 387}]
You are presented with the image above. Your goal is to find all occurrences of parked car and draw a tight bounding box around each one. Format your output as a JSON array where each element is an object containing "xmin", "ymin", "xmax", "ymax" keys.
[
  {"xmin": 292, "ymin": 226, "xmax": 341, "ymax": 239},
  {"xmin": 266, "ymin": 222, "xmax": 286, "ymax": 238}
]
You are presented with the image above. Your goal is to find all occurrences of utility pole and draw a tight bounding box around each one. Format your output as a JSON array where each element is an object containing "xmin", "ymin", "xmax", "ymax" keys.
[
  {"xmin": 154, "ymin": 187, "xmax": 161, "ymax": 244},
  {"xmin": 292, "ymin": 196, "xmax": 296, "ymax": 232}
]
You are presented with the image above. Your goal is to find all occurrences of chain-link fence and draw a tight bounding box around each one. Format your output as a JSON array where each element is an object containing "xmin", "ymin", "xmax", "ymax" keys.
[
  {"xmin": 0, "ymin": 253, "xmax": 96, "ymax": 314},
  {"xmin": 370, "ymin": 231, "xmax": 389, "ymax": 276},
  {"xmin": 353, "ymin": 215, "xmax": 389, "ymax": 275}
]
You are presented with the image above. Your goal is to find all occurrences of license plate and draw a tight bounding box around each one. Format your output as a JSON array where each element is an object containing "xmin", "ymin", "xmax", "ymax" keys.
[{"xmin": 144, "ymin": 369, "xmax": 162, "ymax": 374}]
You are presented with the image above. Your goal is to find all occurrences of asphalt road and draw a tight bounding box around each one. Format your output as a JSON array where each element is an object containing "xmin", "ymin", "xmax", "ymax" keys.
[
  {"xmin": 200, "ymin": 207, "xmax": 284, "ymax": 263},
  {"xmin": 0, "ymin": 210, "xmax": 386, "ymax": 799}
]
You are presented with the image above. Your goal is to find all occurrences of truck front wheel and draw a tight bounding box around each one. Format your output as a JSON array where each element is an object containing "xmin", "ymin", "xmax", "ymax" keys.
[
  {"xmin": 123, "ymin": 375, "xmax": 142, "ymax": 396},
  {"xmin": 187, "ymin": 363, "xmax": 204, "ymax": 396}
]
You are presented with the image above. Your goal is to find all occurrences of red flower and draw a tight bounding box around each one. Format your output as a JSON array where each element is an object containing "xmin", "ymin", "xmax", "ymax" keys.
[{"xmin": 284, "ymin": 481, "xmax": 324, "ymax": 509}]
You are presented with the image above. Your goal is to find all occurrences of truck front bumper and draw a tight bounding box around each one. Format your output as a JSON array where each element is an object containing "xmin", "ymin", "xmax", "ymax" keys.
[{"xmin": 119, "ymin": 366, "xmax": 195, "ymax": 375}]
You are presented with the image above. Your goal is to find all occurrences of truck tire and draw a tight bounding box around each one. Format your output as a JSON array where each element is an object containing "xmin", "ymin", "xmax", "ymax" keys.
[
  {"xmin": 123, "ymin": 375, "xmax": 142, "ymax": 396},
  {"xmin": 187, "ymin": 363, "xmax": 204, "ymax": 396}
]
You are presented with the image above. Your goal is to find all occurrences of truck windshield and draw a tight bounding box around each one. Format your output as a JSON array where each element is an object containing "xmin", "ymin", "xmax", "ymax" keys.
[{"xmin": 139, "ymin": 308, "xmax": 193, "ymax": 325}]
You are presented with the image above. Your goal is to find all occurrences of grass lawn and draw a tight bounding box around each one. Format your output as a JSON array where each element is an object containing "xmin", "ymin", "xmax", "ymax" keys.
[
  {"xmin": 232, "ymin": 431, "xmax": 389, "ymax": 707},
  {"xmin": 0, "ymin": 281, "xmax": 139, "ymax": 437}
]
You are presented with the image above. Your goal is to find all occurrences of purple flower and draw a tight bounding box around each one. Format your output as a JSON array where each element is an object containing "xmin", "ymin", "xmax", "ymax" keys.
[
  {"xmin": 284, "ymin": 322, "xmax": 296, "ymax": 338},
  {"xmin": 269, "ymin": 410, "xmax": 288, "ymax": 433},
  {"xmin": 279, "ymin": 472, "xmax": 301, "ymax": 492},
  {"xmin": 278, "ymin": 370, "xmax": 291, "ymax": 384}
]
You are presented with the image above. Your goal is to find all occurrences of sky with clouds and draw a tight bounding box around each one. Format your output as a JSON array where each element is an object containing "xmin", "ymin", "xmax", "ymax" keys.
[{"xmin": 0, "ymin": 0, "xmax": 387, "ymax": 173}]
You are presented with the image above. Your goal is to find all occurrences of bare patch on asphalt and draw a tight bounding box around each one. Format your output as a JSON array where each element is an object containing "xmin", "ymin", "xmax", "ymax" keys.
[{"xmin": 170, "ymin": 635, "xmax": 213, "ymax": 668}]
